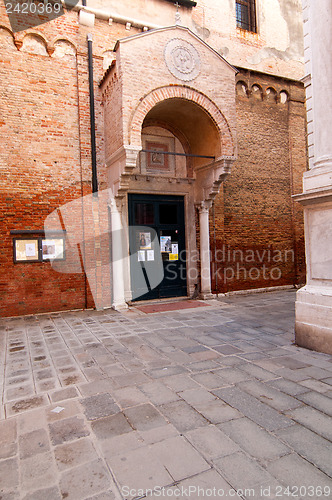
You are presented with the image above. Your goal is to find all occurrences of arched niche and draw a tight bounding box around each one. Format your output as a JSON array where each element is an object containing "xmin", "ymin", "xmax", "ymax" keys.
[
  {"xmin": 0, "ymin": 27, "xmax": 16, "ymax": 50},
  {"xmin": 251, "ymin": 84, "xmax": 263, "ymax": 100},
  {"xmin": 236, "ymin": 80, "xmax": 249, "ymax": 97},
  {"xmin": 266, "ymin": 86, "xmax": 278, "ymax": 102},
  {"xmin": 52, "ymin": 39, "xmax": 76, "ymax": 59},
  {"xmin": 279, "ymin": 90, "xmax": 289, "ymax": 104},
  {"xmin": 21, "ymin": 33, "xmax": 48, "ymax": 56}
]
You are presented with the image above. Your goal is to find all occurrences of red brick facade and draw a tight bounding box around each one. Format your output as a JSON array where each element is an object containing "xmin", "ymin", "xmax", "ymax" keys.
[
  {"xmin": 210, "ymin": 70, "xmax": 307, "ymax": 293},
  {"xmin": 0, "ymin": 6, "xmax": 307, "ymax": 316}
]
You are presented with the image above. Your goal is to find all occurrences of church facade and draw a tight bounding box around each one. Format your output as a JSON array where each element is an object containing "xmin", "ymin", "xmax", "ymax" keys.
[{"xmin": 0, "ymin": 0, "xmax": 307, "ymax": 316}]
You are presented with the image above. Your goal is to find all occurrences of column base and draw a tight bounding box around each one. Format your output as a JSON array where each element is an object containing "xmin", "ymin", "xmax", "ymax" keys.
[
  {"xmin": 112, "ymin": 302, "xmax": 129, "ymax": 311},
  {"xmin": 199, "ymin": 292, "xmax": 214, "ymax": 300},
  {"xmin": 295, "ymin": 285, "xmax": 332, "ymax": 354}
]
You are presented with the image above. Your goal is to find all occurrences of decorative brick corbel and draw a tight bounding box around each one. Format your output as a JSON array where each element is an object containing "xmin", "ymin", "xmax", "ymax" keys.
[
  {"xmin": 47, "ymin": 45, "xmax": 55, "ymax": 56},
  {"xmin": 194, "ymin": 156, "xmax": 235, "ymax": 206},
  {"xmin": 14, "ymin": 39, "xmax": 23, "ymax": 50}
]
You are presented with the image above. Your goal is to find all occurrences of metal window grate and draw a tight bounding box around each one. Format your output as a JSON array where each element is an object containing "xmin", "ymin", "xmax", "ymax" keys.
[
  {"xmin": 236, "ymin": 0, "xmax": 257, "ymax": 33},
  {"xmin": 163, "ymin": 0, "xmax": 197, "ymax": 7}
]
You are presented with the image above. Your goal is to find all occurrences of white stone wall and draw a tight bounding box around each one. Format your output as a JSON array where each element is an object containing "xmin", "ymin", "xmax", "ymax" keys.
[
  {"xmin": 85, "ymin": 0, "xmax": 304, "ymax": 80},
  {"xmin": 294, "ymin": 0, "xmax": 332, "ymax": 354},
  {"xmin": 301, "ymin": 0, "xmax": 314, "ymax": 169}
]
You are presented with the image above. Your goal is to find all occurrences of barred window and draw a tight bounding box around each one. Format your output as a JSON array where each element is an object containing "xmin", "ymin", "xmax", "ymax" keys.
[{"xmin": 236, "ymin": 0, "xmax": 257, "ymax": 32}]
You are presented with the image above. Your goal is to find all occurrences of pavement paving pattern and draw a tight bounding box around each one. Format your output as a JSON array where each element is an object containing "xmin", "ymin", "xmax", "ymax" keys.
[{"xmin": 0, "ymin": 290, "xmax": 332, "ymax": 500}]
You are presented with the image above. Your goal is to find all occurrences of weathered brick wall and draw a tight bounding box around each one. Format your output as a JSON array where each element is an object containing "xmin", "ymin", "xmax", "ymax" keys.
[
  {"xmin": 102, "ymin": 65, "xmax": 124, "ymax": 160},
  {"xmin": 0, "ymin": 10, "xmax": 96, "ymax": 316},
  {"xmin": 0, "ymin": 26, "xmax": 82, "ymax": 316},
  {"xmin": 210, "ymin": 70, "xmax": 307, "ymax": 293},
  {"xmin": 0, "ymin": 5, "xmax": 307, "ymax": 315}
]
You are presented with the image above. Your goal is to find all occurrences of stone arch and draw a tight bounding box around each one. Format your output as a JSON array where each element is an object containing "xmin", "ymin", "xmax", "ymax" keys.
[
  {"xmin": 51, "ymin": 37, "xmax": 77, "ymax": 58},
  {"xmin": 236, "ymin": 80, "xmax": 249, "ymax": 97},
  {"xmin": 0, "ymin": 26, "xmax": 16, "ymax": 50},
  {"xmin": 128, "ymin": 85, "xmax": 235, "ymax": 157},
  {"xmin": 251, "ymin": 83, "xmax": 264, "ymax": 100},
  {"xmin": 279, "ymin": 90, "xmax": 289, "ymax": 104},
  {"xmin": 21, "ymin": 32, "xmax": 48, "ymax": 56},
  {"xmin": 266, "ymin": 86, "xmax": 278, "ymax": 102}
]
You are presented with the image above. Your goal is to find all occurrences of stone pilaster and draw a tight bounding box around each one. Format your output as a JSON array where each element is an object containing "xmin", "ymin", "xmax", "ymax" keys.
[
  {"xmin": 294, "ymin": 0, "xmax": 332, "ymax": 354},
  {"xmin": 197, "ymin": 201, "xmax": 214, "ymax": 299},
  {"xmin": 109, "ymin": 198, "xmax": 128, "ymax": 311}
]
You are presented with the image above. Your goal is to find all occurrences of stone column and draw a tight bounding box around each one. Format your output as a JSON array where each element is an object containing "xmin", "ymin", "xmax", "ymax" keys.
[
  {"xmin": 309, "ymin": 0, "xmax": 332, "ymax": 171},
  {"xmin": 294, "ymin": 0, "xmax": 332, "ymax": 354},
  {"xmin": 109, "ymin": 199, "xmax": 128, "ymax": 311},
  {"xmin": 198, "ymin": 202, "xmax": 214, "ymax": 298}
]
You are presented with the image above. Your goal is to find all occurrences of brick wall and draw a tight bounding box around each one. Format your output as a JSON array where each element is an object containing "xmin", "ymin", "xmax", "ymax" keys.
[
  {"xmin": 0, "ymin": 6, "xmax": 307, "ymax": 315},
  {"xmin": 0, "ymin": 6, "xmax": 132, "ymax": 316},
  {"xmin": 0, "ymin": 11, "xmax": 92, "ymax": 316},
  {"xmin": 210, "ymin": 70, "xmax": 307, "ymax": 293}
]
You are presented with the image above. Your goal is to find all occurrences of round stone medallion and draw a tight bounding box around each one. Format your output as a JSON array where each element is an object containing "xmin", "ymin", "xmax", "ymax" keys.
[{"xmin": 164, "ymin": 38, "xmax": 200, "ymax": 81}]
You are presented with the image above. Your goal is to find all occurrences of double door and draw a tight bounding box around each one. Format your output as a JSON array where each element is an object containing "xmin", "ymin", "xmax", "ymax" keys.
[{"xmin": 128, "ymin": 194, "xmax": 187, "ymax": 301}]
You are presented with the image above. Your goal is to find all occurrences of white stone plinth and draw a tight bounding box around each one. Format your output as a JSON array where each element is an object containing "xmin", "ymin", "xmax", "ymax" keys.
[{"xmin": 295, "ymin": 285, "xmax": 332, "ymax": 354}]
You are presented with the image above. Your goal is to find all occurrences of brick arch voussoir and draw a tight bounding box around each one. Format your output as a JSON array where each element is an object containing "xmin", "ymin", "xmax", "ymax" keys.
[{"xmin": 128, "ymin": 86, "xmax": 234, "ymax": 155}]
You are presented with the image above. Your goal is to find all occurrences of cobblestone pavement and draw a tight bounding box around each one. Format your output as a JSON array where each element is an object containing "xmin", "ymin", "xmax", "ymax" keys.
[{"xmin": 1, "ymin": 290, "xmax": 332, "ymax": 500}]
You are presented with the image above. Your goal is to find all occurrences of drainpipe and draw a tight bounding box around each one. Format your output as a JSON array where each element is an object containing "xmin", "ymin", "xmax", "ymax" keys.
[
  {"xmin": 212, "ymin": 201, "xmax": 218, "ymax": 296},
  {"xmin": 87, "ymin": 33, "xmax": 98, "ymax": 193}
]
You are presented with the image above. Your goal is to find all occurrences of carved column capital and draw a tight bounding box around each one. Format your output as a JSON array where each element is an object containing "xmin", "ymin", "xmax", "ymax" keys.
[{"xmin": 195, "ymin": 200, "xmax": 212, "ymax": 212}]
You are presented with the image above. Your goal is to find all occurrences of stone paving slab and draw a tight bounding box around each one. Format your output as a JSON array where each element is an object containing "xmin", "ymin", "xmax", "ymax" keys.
[
  {"xmin": 276, "ymin": 424, "xmax": 332, "ymax": 477},
  {"xmin": 158, "ymin": 400, "xmax": 210, "ymax": 432},
  {"xmin": 185, "ymin": 424, "xmax": 240, "ymax": 459},
  {"xmin": 106, "ymin": 445, "xmax": 174, "ymax": 495},
  {"xmin": 220, "ymin": 417, "xmax": 290, "ymax": 462},
  {"xmin": 149, "ymin": 435, "xmax": 210, "ymax": 480},
  {"xmin": 266, "ymin": 453, "xmax": 332, "ymax": 496},
  {"xmin": 213, "ymin": 451, "xmax": 274, "ymax": 489},
  {"xmin": 237, "ymin": 379, "xmax": 303, "ymax": 411},
  {"xmin": 287, "ymin": 406, "xmax": 332, "ymax": 441},
  {"xmin": 0, "ymin": 290, "xmax": 332, "ymax": 499},
  {"xmin": 212, "ymin": 386, "xmax": 294, "ymax": 431},
  {"xmin": 295, "ymin": 391, "xmax": 332, "ymax": 416}
]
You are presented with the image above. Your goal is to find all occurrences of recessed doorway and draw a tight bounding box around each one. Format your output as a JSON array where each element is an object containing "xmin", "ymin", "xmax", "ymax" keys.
[{"xmin": 128, "ymin": 194, "xmax": 187, "ymax": 301}]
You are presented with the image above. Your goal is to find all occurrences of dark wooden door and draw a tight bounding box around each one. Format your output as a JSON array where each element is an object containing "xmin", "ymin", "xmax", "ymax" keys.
[{"xmin": 128, "ymin": 194, "xmax": 187, "ymax": 301}]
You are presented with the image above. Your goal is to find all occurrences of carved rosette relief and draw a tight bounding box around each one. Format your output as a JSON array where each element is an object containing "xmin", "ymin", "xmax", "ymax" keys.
[{"xmin": 164, "ymin": 38, "xmax": 200, "ymax": 81}]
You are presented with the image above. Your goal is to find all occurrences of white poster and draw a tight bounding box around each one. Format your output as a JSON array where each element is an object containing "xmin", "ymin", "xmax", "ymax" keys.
[
  {"xmin": 42, "ymin": 240, "xmax": 56, "ymax": 259},
  {"xmin": 160, "ymin": 236, "xmax": 172, "ymax": 252},
  {"xmin": 171, "ymin": 243, "xmax": 178, "ymax": 255},
  {"xmin": 147, "ymin": 250, "xmax": 154, "ymax": 261},
  {"xmin": 42, "ymin": 239, "xmax": 64, "ymax": 260},
  {"xmin": 25, "ymin": 243, "xmax": 36, "ymax": 257},
  {"xmin": 138, "ymin": 250, "xmax": 145, "ymax": 262}
]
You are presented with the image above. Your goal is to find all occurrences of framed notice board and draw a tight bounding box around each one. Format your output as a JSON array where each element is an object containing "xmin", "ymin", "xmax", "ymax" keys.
[{"xmin": 13, "ymin": 236, "xmax": 65, "ymax": 263}]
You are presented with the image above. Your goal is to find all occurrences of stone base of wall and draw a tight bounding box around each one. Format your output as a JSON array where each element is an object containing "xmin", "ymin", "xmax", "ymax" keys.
[{"xmin": 295, "ymin": 286, "xmax": 332, "ymax": 354}]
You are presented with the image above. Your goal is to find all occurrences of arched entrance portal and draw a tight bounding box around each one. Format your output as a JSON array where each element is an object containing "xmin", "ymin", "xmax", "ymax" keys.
[
  {"xmin": 101, "ymin": 26, "xmax": 237, "ymax": 309},
  {"xmin": 126, "ymin": 92, "xmax": 235, "ymax": 302}
]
